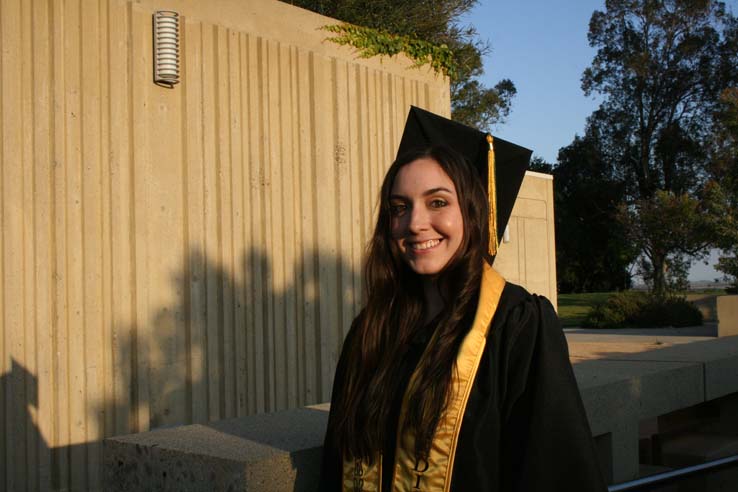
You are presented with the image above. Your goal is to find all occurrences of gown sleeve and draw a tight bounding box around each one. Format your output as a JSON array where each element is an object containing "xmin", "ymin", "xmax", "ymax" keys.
[{"xmin": 497, "ymin": 292, "xmax": 607, "ymax": 492}]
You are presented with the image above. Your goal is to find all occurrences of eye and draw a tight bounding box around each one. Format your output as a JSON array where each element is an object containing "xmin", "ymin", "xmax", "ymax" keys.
[
  {"xmin": 389, "ymin": 203, "xmax": 407, "ymax": 216},
  {"xmin": 429, "ymin": 198, "xmax": 448, "ymax": 208}
]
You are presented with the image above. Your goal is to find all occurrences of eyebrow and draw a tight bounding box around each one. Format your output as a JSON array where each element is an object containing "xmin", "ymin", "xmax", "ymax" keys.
[{"xmin": 389, "ymin": 187, "xmax": 454, "ymax": 200}]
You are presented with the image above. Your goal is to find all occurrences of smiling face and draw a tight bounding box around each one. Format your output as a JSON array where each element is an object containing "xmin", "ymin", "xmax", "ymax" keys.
[{"xmin": 389, "ymin": 157, "xmax": 464, "ymax": 276}]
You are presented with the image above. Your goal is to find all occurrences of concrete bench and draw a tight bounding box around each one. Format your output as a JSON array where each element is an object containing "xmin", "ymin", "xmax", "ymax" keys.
[
  {"xmin": 103, "ymin": 336, "xmax": 738, "ymax": 491},
  {"xmin": 104, "ymin": 404, "xmax": 329, "ymax": 492}
]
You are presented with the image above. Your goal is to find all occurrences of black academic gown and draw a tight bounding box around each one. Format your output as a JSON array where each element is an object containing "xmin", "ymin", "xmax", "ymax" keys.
[{"xmin": 319, "ymin": 282, "xmax": 607, "ymax": 492}]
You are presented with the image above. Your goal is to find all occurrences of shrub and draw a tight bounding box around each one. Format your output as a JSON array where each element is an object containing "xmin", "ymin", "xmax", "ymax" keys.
[
  {"xmin": 583, "ymin": 292, "xmax": 644, "ymax": 328},
  {"xmin": 583, "ymin": 302, "xmax": 625, "ymax": 328},
  {"xmin": 583, "ymin": 292, "xmax": 703, "ymax": 328},
  {"xmin": 633, "ymin": 296, "xmax": 703, "ymax": 327}
]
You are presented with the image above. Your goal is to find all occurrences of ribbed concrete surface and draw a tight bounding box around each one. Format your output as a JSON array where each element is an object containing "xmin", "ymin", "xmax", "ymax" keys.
[{"xmin": 0, "ymin": 0, "xmax": 448, "ymax": 490}]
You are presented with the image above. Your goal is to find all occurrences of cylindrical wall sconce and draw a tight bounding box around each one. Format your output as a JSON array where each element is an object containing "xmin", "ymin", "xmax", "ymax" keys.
[{"xmin": 153, "ymin": 11, "xmax": 180, "ymax": 87}]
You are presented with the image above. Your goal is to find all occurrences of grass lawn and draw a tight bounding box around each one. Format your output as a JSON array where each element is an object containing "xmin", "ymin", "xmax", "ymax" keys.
[
  {"xmin": 557, "ymin": 292, "xmax": 615, "ymax": 328},
  {"xmin": 685, "ymin": 289, "xmax": 728, "ymax": 295}
]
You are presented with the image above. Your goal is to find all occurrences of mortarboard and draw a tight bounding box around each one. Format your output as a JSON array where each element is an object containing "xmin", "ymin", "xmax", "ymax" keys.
[{"xmin": 396, "ymin": 106, "xmax": 532, "ymax": 257}]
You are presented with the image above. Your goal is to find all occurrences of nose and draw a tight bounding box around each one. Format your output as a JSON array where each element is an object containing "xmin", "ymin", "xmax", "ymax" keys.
[{"xmin": 407, "ymin": 204, "xmax": 430, "ymax": 234}]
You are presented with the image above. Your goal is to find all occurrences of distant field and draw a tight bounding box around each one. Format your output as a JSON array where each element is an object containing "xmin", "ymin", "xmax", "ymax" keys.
[
  {"xmin": 686, "ymin": 288, "xmax": 728, "ymax": 295},
  {"xmin": 557, "ymin": 292, "xmax": 614, "ymax": 328}
]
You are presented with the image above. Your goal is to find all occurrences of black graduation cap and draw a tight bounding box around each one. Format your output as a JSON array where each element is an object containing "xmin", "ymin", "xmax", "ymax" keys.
[{"xmin": 396, "ymin": 106, "xmax": 532, "ymax": 257}]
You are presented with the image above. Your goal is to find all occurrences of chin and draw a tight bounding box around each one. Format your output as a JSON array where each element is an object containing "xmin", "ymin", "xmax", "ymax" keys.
[{"xmin": 406, "ymin": 259, "xmax": 447, "ymax": 276}]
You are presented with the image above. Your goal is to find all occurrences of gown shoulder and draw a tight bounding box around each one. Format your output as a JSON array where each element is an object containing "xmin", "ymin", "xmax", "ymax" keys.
[{"xmin": 452, "ymin": 280, "xmax": 607, "ymax": 491}]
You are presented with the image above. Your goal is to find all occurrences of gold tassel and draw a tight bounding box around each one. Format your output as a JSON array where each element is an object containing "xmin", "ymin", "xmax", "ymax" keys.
[{"xmin": 487, "ymin": 135, "xmax": 498, "ymax": 257}]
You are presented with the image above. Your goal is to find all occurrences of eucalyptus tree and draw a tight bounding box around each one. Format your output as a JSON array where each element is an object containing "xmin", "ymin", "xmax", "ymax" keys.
[
  {"xmin": 711, "ymin": 87, "xmax": 738, "ymax": 288},
  {"xmin": 553, "ymin": 133, "xmax": 637, "ymax": 293},
  {"xmin": 582, "ymin": 0, "xmax": 738, "ymax": 295}
]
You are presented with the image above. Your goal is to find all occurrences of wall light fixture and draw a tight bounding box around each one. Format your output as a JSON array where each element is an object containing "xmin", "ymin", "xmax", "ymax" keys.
[{"xmin": 153, "ymin": 11, "xmax": 180, "ymax": 87}]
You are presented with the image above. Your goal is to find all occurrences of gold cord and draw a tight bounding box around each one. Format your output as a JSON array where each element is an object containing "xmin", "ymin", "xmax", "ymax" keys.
[{"xmin": 486, "ymin": 135, "xmax": 498, "ymax": 257}]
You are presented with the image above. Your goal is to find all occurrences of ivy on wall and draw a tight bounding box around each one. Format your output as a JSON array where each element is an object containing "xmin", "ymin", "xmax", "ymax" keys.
[{"xmin": 322, "ymin": 24, "xmax": 456, "ymax": 78}]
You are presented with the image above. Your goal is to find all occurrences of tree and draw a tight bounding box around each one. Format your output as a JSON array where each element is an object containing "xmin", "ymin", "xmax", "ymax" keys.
[
  {"xmin": 581, "ymin": 0, "xmax": 738, "ymax": 295},
  {"xmin": 288, "ymin": 0, "xmax": 515, "ymax": 130},
  {"xmin": 527, "ymin": 156, "xmax": 554, "ymax": 174},
  {"xmin": 553, "ymin": 134, "xmax": 637, "ymax": 293},
  {"xmin": 710, "ymin": 87, "xmax": 738, "ymax": 289},
  {"xmin": 619, "ymin": 189, "xmax": 719, "ymax": 292}
]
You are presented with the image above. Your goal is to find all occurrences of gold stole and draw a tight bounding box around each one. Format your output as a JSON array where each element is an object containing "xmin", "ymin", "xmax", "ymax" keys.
[{"xmin": 343, "ymin": 264, "xmax": 506, "ymax": 492}]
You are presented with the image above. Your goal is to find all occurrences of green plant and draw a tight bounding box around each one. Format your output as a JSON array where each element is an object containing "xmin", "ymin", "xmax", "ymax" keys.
[
  {"xmin": 322, "ymin": 23, "xmax": 457, "ymax": 78},
  {"xmin": 633, "ymin": 297, "xmax": 703, "ymax": 328},
  {"xmin": 583, "ymin": 291, "xmax": 645, "ymax": 328},
  {"xmin": 583, "ymin": 292, "xmax": 702, "ymax": 328}
]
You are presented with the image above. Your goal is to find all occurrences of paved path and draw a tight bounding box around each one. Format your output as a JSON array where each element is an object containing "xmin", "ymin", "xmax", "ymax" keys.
[{"xmin": 565, "ymin": 323, "xmax": 717, "ymax": 362}]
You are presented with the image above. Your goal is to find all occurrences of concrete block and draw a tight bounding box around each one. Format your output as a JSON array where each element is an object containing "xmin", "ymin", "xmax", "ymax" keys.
[
  {"xmin": 718, "ymin": 296, "xmax": 738, "ymax": 338},
  {"xmin": 592, "ymin": 422, "xmax": 641, "ymax": 485},
  {"xmin": 495, "ymin": 173, "xmax": 557, "ymax": 306},
  {"xmin": 609, "ymin": 337, "xmax": 738, "ymax": 401},
  {"xmin": 576, "ymin": 363, "xmax": 639, "ymax": 436},
  {"xmin": 575, "ymin": 359, "xmax": 703, "ymax": 430},
  {"xmin": 103, "ymin": 404, "xmax": 330, "ymax": 492},
  {"xmin": 575, "ymin": 359, "xmax": 702, "ymax": 484},
  {"xmin": 578, "ymin": 371, "xmax": 640, "ymax": 484},
  {"xmin": 609, "ymin": 421, "xmax": 641, "ymax": 484}
]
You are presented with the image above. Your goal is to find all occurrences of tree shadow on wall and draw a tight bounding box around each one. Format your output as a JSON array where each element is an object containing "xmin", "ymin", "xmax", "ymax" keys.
[
  {"xmin": 0, "ymin": 359, "xmax": 50, "ymax": 490},
  {"xmin": 100, "ymin": 245, "xmax": 360, "ymax": 491}
]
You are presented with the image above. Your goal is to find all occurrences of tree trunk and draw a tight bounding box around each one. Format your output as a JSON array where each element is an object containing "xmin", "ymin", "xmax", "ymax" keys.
[{"xmin": 651, "ymin": 252, "xmax": 668, "ymax": 298}]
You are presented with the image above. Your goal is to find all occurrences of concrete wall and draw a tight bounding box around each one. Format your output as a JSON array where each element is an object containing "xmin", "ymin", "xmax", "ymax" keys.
[
  {"xmin": 0, "ymin": 0, "xmax": 450, "ymax": 489},
  {"xmin": 718, "ymin": 296, "xmax": 738, "ymax": 337},
  {"xmin": 0, "ymin": 0, "xmax": 554, "ymax": 490},
  {"xmin": 495, "ymin": 170, "xmax": 557, "ymax": 310}
]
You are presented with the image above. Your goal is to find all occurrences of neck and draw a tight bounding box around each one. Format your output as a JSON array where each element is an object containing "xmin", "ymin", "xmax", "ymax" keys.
[{"xmin": 422, "ymin": 277, "xmax": 445, "ymax": 324}]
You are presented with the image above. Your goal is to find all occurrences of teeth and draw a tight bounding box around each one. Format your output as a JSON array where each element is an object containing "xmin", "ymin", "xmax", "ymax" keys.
[{"xmin": 411, "ymin": 239, "xmax": 440, "ymax": 250}]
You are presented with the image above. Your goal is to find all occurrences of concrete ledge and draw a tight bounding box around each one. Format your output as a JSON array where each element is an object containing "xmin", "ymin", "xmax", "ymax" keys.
[
  {"xmin": 575, "ymin": 358, "xmax": 704, "ymax": 482},
  {"xmin": 577, "ymin": 360, "xmax": 703, "ymax": 435},
  {"xmin": 608, "ymin": 336, "xmax": 738, "ymax": 400},
  {"xmin": 104, "ymin": 405, "xmax": 329, "ymax": 492},
  {"xmin": 104, "ymin": 337, "xmax": 738, "ymax": 490}
]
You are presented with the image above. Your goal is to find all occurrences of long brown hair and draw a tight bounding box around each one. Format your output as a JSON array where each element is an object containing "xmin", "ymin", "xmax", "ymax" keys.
[{"xmin": 332, "ymin": 145, "xmax": 491, "ymax": 461}]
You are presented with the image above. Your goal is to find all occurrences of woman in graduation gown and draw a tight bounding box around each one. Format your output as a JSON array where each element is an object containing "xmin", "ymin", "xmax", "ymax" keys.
[{"xmin": 318, "ymin": 107, "xmax": 607, "ymax": 492}]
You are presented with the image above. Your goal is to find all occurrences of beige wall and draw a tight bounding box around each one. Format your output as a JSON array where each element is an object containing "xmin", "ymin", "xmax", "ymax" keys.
[
  {"xmin": 496, "ymin": 171, "xmax": 558, "ymax": 310},
  {"xmin": 0, "ymin": 0, "xmax": 555, "ymax": 490},
  {"xmin": 0, "ymin": 0, "xmax": 449, "ymax": 489}
]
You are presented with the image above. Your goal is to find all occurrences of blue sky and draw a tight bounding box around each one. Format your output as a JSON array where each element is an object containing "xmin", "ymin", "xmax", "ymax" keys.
[
  {"xmin": 466, "ymin": 0, "xmax": 738, "ymax": 163},
  {"xmin": 464, "ymin": 0, "xmax": 605, "ymax": 163},
  {"xmin": 464, "ymin": 0, "xmax": 737, "ymax": 281}
]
